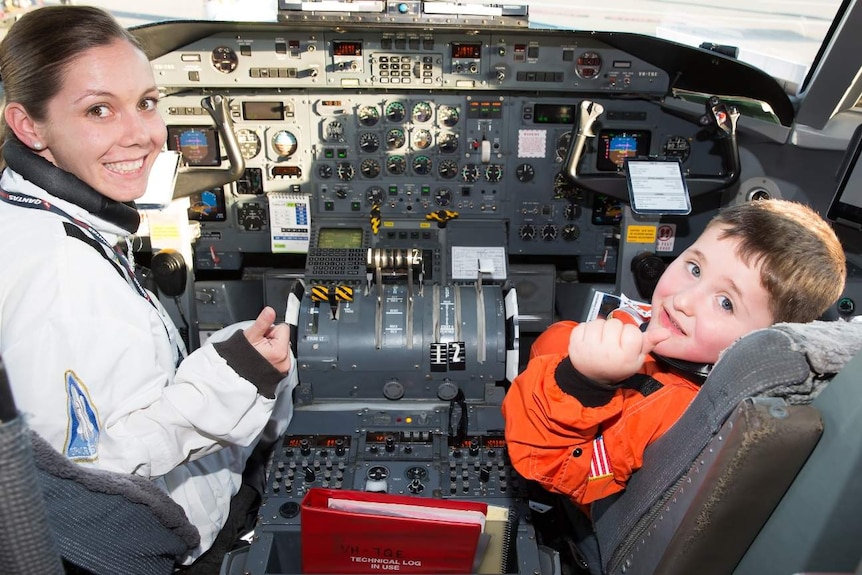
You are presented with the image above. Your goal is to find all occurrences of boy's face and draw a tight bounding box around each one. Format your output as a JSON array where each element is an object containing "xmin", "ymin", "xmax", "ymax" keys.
[{"xmin": 646, "ymin": 224, "xmax": 774, "ymax": 364}]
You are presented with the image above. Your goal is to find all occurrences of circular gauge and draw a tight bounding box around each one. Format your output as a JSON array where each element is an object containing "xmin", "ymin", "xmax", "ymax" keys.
[
  {"xmin": 435, "ymin": 188, "xmax": 452, "ymax": 206},
  {"xmin": 357, "ymin": 105, "xmax": 380, "ymax": 126},
  {"xmin": 412, "ymin": 101, "xmax": 433, "ymax": 123},
  {"xmin": 386, "ymin": 155, "xmax": 406, "ymax": 175},
  {"xmin": 366, "ymin": 465, "xmax": 389, "ymax": 480},
  {"xmin": 412, "ymin": 128, "xmax": 433, "ymax": 150},
  {"xmin": 437, "ymin": 133, "xmax": 459, "ymax": 153},
  {"xmin": 359, "ymin": 132, "xmax": 380, "ymax": 153},
  {"xmin": 564, "ymin": 203, "xmax": 581, "ymax": 221},
  {"xmin": 663, "ymin": 136, "xmax": 692, "ymax": 162},
  {"xmin": 575, "ymin": 51, "xmax": 602, "ymax": 79},
  {"xmin": 563, "ymin": 224, "xmax": 581, "ymax": 241},
  {"xmin": 485, "ymin": 164, "xmax": 503, "ymax": 183},
  {"xmin": 553, "ymin": 173, "xmax": 577, "ymax": 200},
  {"xmin": 317, "ymin": 164, "xmax": 333, "ymax": 179},
  {"xmin": 519, "ymin": 224, "xmax": 536, "ymax": 241},
  {"xmin": 541, "ymin": 224, "xmax": 558, "ymax": 241},
  {"xmin": 385, "ymin": 101, "xmax": 406, "ymax": 123},
  {"xmin": 405, "ymin": 466, "xmax": 428, "ymax": 480},
  {"xmin": 515, "ymin": 163, "xmax": 535, "ymax": 182},
  {"xmin": 324, "ymin": 119, "xmax": 344, "ymax": 142},
  {"xmin": 385, "ymin": 128, "xmax": 406, "ymax": 150},
  {"xmin": 412, "ymin": 155, "xmax": 432, "ymax": 176},
  {"xmin": 271, "ymin": 130, "xmax": 298, "ymax": 158},
  {"xmin": 461, "ymin": 164, "xmax": 480, "ymax": 183},
  {"xmin": 438, "ymin": 159, "xmax": 459, "ymax": 179},
  {"xmin": 336, "ymin": 162, "xmax": 355, "ymax": 181},
  {"xmin": 556, "ymin": 131, "xmax": 572, "ymax": 161},
  {"xmin": 211, "ymin": 46, "xmax": 238, "ymax": 74},
  {"xmin": 235, "ymin": 128, "xmax": 261, "ymax": 160},
  {"xmin": 360, "ymin": 158, "xmax": 381, "ymax": 178},
  {"xmin": 366, "ymin": 186, "xmax": 384, "ymax": 205},
  {"xmin": 438, "ymin": 105, "xmax": 460, "ymax": 127}
]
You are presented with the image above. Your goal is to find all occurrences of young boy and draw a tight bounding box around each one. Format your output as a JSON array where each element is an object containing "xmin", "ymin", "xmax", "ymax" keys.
[{"xmin": 502, "ymin": 199, "xmax": 847, "ymax": 510}]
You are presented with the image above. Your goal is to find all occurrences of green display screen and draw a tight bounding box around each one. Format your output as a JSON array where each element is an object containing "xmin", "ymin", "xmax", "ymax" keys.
[{"xmin": 317, "ymin": 228, "xmax": 364, "ymax": 249}]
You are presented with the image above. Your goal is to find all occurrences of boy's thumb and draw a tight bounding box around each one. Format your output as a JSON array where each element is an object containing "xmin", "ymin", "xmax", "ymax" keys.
[{"xmin": 642, "ymin": 327, "xmax": 672, "ymax": 356}]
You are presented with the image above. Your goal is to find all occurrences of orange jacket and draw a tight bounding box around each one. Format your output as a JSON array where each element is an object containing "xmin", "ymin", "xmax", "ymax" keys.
[{"xmin": 502, "ymin": 321, "xmax": 702, "ymax": 511}]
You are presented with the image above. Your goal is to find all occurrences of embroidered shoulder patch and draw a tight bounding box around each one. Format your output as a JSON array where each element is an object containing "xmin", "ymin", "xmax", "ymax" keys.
[
  {"xmin": 64, "ymin": 370, "xmax": 100, "ymax": 461},
  {"xmin": 588, "ymin": 435, "xmax": 614, "ymax": 480}
]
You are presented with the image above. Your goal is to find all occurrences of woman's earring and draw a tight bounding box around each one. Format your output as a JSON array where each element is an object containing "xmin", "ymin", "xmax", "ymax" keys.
[{"xmin": 32, "ymin": 142, "xmax": 43, "ymax": 150}]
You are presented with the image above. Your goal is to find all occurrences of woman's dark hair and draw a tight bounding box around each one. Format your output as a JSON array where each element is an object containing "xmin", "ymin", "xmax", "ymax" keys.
[{"xmin": 0, "ymin": 5, "xmax": 143, "ymax": 167}]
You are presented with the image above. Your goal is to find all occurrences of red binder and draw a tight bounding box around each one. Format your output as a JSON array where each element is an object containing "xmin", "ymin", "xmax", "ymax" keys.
[{"xmin": 301, "ymin": 488, "xmax": 489, "ymax": 574}]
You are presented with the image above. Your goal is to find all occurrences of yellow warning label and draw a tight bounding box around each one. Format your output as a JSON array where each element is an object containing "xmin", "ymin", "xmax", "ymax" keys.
[{"xmin": 626, "ymin": 225, "xmax": 657, "ymax": 244}]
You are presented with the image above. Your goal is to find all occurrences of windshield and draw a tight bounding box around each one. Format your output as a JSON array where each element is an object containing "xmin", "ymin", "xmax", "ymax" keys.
[{"xmin": 12, "ymin": 0, "xmax": 841, "ymax": 97}]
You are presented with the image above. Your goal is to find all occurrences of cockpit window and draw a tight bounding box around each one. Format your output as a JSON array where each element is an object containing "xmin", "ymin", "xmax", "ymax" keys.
[
  {"xmin": 0, "ymin": 0, "xmax": 847, "ymax": 123},
  {"xmin": 42, "ymin": 0, "xmax": 839, "ymax": 99}
]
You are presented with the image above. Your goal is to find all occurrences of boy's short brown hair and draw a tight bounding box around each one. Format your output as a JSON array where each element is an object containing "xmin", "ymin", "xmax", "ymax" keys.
[{"xmin": 710, "ymin": 199, "xmax": 846, "ymax": 323}]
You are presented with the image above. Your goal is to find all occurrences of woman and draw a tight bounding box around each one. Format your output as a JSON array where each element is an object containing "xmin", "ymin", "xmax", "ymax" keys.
[{"xmin": 0, "ymin": 5, "xmax": 296, "ymax": 564}]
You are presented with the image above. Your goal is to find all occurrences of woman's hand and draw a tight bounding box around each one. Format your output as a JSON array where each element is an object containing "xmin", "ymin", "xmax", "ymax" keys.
[{"xmin": 243, "ymin": 306, "xmax": 292, "ymax": 374}]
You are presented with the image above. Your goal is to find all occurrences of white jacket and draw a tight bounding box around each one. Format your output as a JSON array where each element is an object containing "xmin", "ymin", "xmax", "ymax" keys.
[{"xmin": 0, "ymin": 167, "xmax": 297, "ymax": 563}]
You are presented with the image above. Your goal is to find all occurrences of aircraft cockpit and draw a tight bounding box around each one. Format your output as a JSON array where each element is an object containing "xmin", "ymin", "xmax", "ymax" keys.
[{"xmin": 2, "ymin": 1, "xmax": 862, "ymax": 574}]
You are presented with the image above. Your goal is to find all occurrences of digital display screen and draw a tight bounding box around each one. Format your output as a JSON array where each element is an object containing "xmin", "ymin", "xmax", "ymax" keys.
[
  {"xmin": 332, "ymin": 40, "xmax": 362, "ymax": 57},
  {"xmin": 592, "ymin": 193, "xmax": 623, "ymax": 225},
  {"xmin": 533, "ymin": 104, "xmax": 574, "ymax": 124},
  {"xmin": 167, "ymin": 126, "xmax": 220, "ymax": 167},
  {"xmin": 483, "ymin": 437, "xmax": 506, "ymax": 448},
  {"xmin": 596, "ymin": 129, "xmax": 651, "ymax": 171},
  {"xmin": 187, "ymin": 187, "xmax": 227, "ymax": 222},
  {"xmin": 242, "ymin": 101, "xmax": 284, "ymax": 121},
  {"xmin": 451, "ymin": 42, "xmax": 481, "ymax": 59},
  {"xmin": 317, "ymin": 228, "xmax": 364, "ymax": 249},
  {"xmin": 828, "ymin": 125, "xmax": 862, "ymax": 227},
  {"xmin": 625, "ymin": 159, "xmax": 691, "ymax": 215}
]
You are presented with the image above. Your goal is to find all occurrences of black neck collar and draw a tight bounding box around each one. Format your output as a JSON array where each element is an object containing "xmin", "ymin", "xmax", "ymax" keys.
[
  {"xmin": 640, "ymin": 322, "xmax": 712, "ymax": 383},
  {"xmin": 3, "ymin": 137, "xmax": 140, "ymax": 233},
  {"xmin": 652, "ymin": 353, "xmax": 712, "ymax": 383}
]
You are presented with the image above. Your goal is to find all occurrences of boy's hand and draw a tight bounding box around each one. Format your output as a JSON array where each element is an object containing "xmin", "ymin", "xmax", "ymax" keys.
[
  {"xmin": 243, "ymin": 306, "xmax": 293, "ymax": 375},
  {"xmin": 568, "ymin": 318, "xmax": 671, "ymax": 385}
]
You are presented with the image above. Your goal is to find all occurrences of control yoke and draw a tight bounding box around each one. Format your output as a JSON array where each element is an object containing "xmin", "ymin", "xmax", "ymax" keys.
[
  {"xmin": 562, "ymin": 96, "xmax": 741, "ymax": 202},
  {"xmin": 172, "ymin": 94, "xmax": 246, "ymax": 199},
  {"xmin": 563, "ymin": 100, "xmax": 604, "ymax": 181},
  {"xmin": 700, "ymin": 95, "xmax": 741, "ymax": 187}
]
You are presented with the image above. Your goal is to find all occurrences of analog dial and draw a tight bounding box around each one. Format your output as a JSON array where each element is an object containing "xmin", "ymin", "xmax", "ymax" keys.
[
  {"xmin": 412, "ymin": 155, "xmax": 432, "ymax": 175},
  {"xmin": 271, "ymin": 130, "xmax": 298, "ymax": 158},
  {"xmin": 386, "ymin": 155, "xmax": 406, "ymax": 175},
  {"xmin": 412, "ymin": 101, "xmax": 433, "ymax": 123},
  {"xmin": 236, "ymin": 128, "xmax": 261, "ymax": 160},
  {"xmin": 438, "ymin": 159, "xmax": 459, "ymax": 179},
  {"xmin": 359, "ymin": 132, "xmax": 380, "ymax": 153},
  {"xmin": 360, "ymin": 158, "xmax": 381, "ymax": 178},
  {"xmin": 412, "ymin": 128, "xmax": 433, "ymax": 150},
  {"xmin": 385, "ymin": 128, "xmax": 406, "ymax": 150},
  {"xmin": 438, "ymin": 105, "xmax": 460, "ymax": 127},
  {"xmin": 211, "ymin": 46, "xmax": 238, "ymax": 74},
  {"xmin": 385, "ymin": 101, "xmax": 406, "ymax": 123},
  {"xmin": 357, "ymin": 105, "xmax": 380, "ymax": 126}
]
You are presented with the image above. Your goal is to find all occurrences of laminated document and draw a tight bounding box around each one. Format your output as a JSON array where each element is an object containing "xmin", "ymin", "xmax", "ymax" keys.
[{"xmin": 268, "ymin": 192, "xmax": 311, "ymax": 253}]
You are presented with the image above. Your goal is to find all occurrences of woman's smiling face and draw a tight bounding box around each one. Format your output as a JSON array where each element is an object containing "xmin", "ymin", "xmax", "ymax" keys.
[{"xmin": 30, "ymin": 39, "xmax": 166, "ymax": 202}]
